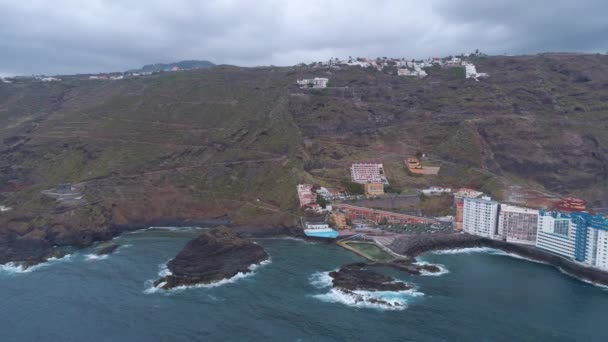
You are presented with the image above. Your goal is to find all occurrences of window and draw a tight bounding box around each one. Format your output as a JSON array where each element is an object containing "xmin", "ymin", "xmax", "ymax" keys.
[{"xmin": 554, "ymin": 220, "xmax": 569, "ymax": 236}]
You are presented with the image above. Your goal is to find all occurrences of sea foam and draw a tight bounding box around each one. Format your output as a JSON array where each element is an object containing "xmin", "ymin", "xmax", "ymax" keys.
[
  {"xmin": 85, "ymin": 254, "xmax": 109, "ymax": 261},
  {"xmin": 431, "ymin": 247, "xmax": 500, "ymax": 255},
  {"xmin": 0, "ymin": 254, "xmax": 73, "ymax": 274},
  {"xmin": 312, "ymin": 288, "xmax": 424, "ymax": 311},
  {"xmin": 309, "ymin": 271, "xmax": 423, "ymax": 311},
  {"xmin": 414, "ymin": 261, "xmax": 450, "ymax": 276}
]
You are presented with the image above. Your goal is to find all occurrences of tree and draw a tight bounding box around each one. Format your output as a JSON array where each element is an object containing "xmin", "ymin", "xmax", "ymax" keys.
[
  {"xmin": 316, "ymin": 194, "xmax": 329, "ymax": 209},
  {"xmin": 343, "ymin": 181, "xmax": 364, "ymax": 195}
]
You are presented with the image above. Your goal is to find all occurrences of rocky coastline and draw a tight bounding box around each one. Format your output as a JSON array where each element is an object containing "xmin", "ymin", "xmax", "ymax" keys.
[
  {"xmin": 95, "ymin": 243, "xmax": 120, "ymax": 256},
  {"xmin": 153, "ymin": 226, "xmax": 269, "ymax": 290},
  {"xmin": 329, "ymin": 263, "xmax": 412, "ymax": 292},
  {"xmin": 328, "ymin": 263, "xmax": 413, "ymax": 308},
  {"xmin": 0, "ymin": 212, "xmax": 295, "ymax": 269},
  {"xmin": 388, "ymin": 232, "xmax": 608, "ymax": 286}
]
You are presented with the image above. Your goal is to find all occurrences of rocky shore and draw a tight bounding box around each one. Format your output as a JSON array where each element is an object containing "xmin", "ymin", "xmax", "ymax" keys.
[
  {"xmin": 388, "ymin": 232, "xmax": 608, "ymax": 286},
  {"xmin": 153, "ymin": 226, "xmax": 269, "ymax": 290},
  {"xmin": 329, "ymin": 263, "xmax": 412, "ymax": 292},
  {"xmin": 95, "ymin": 243, "xmax": 119, "ymax": 256},
  {"xmin": 328, "ymin": 263, "xmax": 413, "ymax": 308}
]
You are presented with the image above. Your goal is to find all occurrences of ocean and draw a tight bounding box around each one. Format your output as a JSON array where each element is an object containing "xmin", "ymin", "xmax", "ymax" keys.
[{"xmin": 1, "ymin": 228, "xmax": 607, "ymax": 341}]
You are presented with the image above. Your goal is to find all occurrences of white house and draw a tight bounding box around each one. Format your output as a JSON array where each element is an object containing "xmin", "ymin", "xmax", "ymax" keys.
[
  {"xmin": 421, "ymin": 187, "xmax": 452, "ymax": 196},
  {"xmin": 297, "ymin": 78, "xmax": 329, "ymax": 89}
]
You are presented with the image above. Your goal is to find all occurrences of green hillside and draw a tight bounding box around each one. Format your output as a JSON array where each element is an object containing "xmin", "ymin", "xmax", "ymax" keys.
[{"xmin": 1, "ymin": 53, "xmax": 608, "ymax": 263}]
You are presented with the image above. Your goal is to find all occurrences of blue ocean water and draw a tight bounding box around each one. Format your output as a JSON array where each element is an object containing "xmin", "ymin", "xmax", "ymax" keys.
[{"xmin": 1, "ymin": 228, "xmax": 607, "ymax": 341}]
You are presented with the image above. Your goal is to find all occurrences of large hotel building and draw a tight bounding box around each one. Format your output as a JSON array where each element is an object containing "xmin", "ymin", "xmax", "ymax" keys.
[{"xmin": 462, "ymin": 196, "xmax": 608, "ymax": 271}]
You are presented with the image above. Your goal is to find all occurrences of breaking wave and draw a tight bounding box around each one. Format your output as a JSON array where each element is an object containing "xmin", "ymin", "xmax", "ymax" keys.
[
  {"xmin": 310, "ymin": 271, "xmax": 335, "ymax": 289},
  {"xmin": 557, "ymin": 268, "xmax": 608, "ymax": 290},
  {"xmin": 85, "ymin": 254, "xmax": 109, "ymax": 261},
  {"xmin": 431, "ymin": 247, "xmax": 500, "ymax": 255},
  {"xmin": 312, "ymin": 288, "xmax": 423, "ymax": 311},
  {"xmin": 0, "ymin": 254, "xmax": 73, "ymax": 274},
  {"xmin": 144, "ymin": 258, "xmax": 271, "ymax": 294},
  {"xmin": 309, "ymin": 271, "xmax": 423, "ymax": 311},
  {"xmin": 414, "ymin": 261, "xmax": 450, "ymax": 276}
]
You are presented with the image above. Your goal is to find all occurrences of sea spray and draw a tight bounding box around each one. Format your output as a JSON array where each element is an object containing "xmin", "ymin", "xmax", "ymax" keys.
[
  {"xmin": 413, "ymin": 261, "xmax": 449, "ymax": 276},
  {"xmin": 309, "ymin": 270, "xmax": 424, "ymax": 311},
  {"xmin": 0, "ymin": 254, "xmax": 73, "ymax": 274}
]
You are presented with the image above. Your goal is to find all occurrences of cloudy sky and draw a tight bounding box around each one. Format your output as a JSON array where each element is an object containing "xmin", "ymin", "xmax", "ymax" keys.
[{"xmin": 0, "ymin": 0, "xmax": 606, "ymax": 76}]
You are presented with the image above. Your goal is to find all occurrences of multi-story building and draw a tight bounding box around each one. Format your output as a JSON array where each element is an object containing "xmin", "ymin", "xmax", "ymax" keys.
[
  {"xmin": 329, "ymin": 212, "xmax": 348, "ymax": 230},
  {"xmin": 350, "ymin": 163, "xmax": 388, "ymax": 184},
  {"xmin": 497, "ymin": 204, "xmax": 539, "ymax": 245},
  {"xmin": 536, "ymin": 211, "xmax": 579, "ymax": 259},
  {"xmin": 536, "ymin": 211, "xmax": 608, "ymax": 271},
  {"xmin": 297, "ymin": 184, "xmax": 316, "ymax": 208},
  {"xmin": 454, "ymin": 188, "xmax": 484, "ymax": 230},
  {"xmin": 364, "ymin": 183, "xmax": 384, "ymax": 196},
  {"xmin": 332, "ymin": 204, "xmax": 435, "ymax": 225},
  {"xmin": 462, "ymin": 196, "xmax": 499, "ymax": 238}
]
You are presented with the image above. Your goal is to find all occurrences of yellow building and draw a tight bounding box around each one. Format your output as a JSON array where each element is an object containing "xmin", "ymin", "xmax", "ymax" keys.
[
  {"xmin": 364, "ymin": 183, "xmax": 385, "ymax": 196},
  {"xmin": 329, "ymin": 212, "xmax": 348, "ymax": 230}
]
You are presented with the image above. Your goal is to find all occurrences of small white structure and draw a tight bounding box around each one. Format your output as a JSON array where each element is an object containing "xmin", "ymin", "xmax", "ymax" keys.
[
  {"xmin": 297, "ymin": 77, "xmax": 329, "ymax": 89},
  {"xmin": 0, "ymin": 77, "xmax": 12, "ymax": 84},
  {"xmin": 306, "ymin": 222, "xmax": 330, "ymax": 230},
  {"xmin": 0, "ymin": 205, "xmax": 12, "ymax": 212},
  {"xmin": 464, "ymin": 63, "xmax": 489, "ymax": 81},
  {"xmin": 40, "ymin": 77, "xmax": 61, "ymax": 82},
  {"xmin": 421, "ymin": 187, "xmax": 452, "ymax": 196}
]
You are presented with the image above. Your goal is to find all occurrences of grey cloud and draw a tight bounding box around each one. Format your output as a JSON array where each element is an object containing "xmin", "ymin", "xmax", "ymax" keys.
[{"xmin": 0, "ymin": 0, "xmax": 606, "ymax": 76}]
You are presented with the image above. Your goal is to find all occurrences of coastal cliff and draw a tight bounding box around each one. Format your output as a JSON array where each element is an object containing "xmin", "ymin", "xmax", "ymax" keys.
[
  {"xmin": 389, "ymin": 233, "xmax": 608, "ymax": 286},
  {"xmin": 153, "ymin": 227, "xmax": 269, "ymax": 289}
]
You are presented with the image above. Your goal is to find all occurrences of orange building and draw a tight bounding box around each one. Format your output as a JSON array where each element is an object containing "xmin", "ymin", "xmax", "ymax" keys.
[
  {"xmin": 405, "ymin": 157, "xmax": 424, "ymax": 174},
  {"xmin": 329, "ymin": 212, "xmax": 348, "ymax": 230},
  {"xmin": 364, "ymin": 183, "xmax": 385, "ymax": 196},
  {"xmin": 455, "ymin": 201, "xmax": 464, "ymax": 230},
  {"xmin": 554, "ymin": 198, "xmax": 587, "ymax": 212},
  {"xmin": 333, "ymin": 204, "xmax": 436, "ymax": 225}
]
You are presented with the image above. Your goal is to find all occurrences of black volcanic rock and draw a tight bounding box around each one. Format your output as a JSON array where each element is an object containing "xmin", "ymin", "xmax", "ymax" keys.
[
  {"xmin": 329, "ymin": 263, "xmax": 411, "ymax": 292},
  {"xmin": 154, "ymin": 227, "xmax": 268, "ymax": 289},
  {"xmin": 96, "ymin": 243, "xmax": 119, "ymax": 255}
]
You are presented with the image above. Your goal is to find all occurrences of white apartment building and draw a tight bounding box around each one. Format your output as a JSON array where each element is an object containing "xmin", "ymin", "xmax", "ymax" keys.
[
  {"xmin": 350, "ymin": 163, "xmax": 388, "ymax": 184},
  {"xmin": 497, "ymin": 204, "xmax": 539, "ymax": 245},
  {"xmin": 535, "ymin": 212, "xmax": 577, "ymax": 259},
  {"xmin": 535, "ymin": 211, "xmax": 608, "ymax": 271},
  {"xmin": 463, "ymin": 196, "xmax": 499, "ymax": 238},
  {"xmin": 593, "ymin": 229, "xmax": 608, "ymax": 270}
]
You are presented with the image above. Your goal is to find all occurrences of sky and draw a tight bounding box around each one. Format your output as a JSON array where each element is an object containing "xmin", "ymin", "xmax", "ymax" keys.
[{"xmin": 0, "ymin": 0, "xmax": 607, "ymax": 76}]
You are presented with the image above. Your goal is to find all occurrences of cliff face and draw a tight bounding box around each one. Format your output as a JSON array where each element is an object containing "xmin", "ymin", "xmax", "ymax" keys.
[
  {"xmin": 1, "ymin": 54, "xmax": 608, "ymax": 263},
  {"xmin": 154, "ymin": 227, "xmax": 268, "ymax": 289}
]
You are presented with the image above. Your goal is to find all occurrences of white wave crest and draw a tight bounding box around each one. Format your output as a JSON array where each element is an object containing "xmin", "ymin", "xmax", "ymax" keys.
[
  {"xmin": 144, "ymin": 258, "xmax": 271, "ymax": 294},
  {"xmin": 309, "ymin": 271, "xmax": 334, "ymax": 289},
  {"xmin": 85, "ymin": 254, "xmax": 109, "ymax": 261},
  {"xmin": 431, "ymin": 247, "xmax": 500, "ymax": 255},
  {"xmin": 312, "ymin": 288, "xmax": 424, "ymax": 311},
  {"xmin": 0, "ymin": 254, "xmax": 73, "ymax": 274},
  {"xmin": 414, "ymin": 261, "xmax": 450, "ymax": 276},
  {"xmin": 557, "ymin": 268, "xmax": 608, "ymax": 290}
]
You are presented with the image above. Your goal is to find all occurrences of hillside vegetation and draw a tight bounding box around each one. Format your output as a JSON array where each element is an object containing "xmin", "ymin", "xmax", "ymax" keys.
[{"xmin": 1, "ymin": 53, "xmax": 608, "ymax": 263}]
